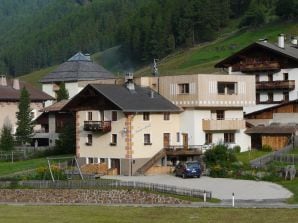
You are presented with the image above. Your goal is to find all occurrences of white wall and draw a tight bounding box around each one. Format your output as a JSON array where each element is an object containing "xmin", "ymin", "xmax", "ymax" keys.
[
  {"xmin": 65, "ymin": 82, "xmax": 79, "ymax": 99},
  {"xmin": 180, "ymin": 109, "xmax": 210, "ymax": 145},
  {"xmin": 274, "ymin": 92, "xmax": 284, "ymax": 102}
]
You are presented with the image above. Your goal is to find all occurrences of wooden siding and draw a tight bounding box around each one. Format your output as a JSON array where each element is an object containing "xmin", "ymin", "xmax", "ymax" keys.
[
  {"xmin": 262, "ymin": 135, "xmax": 290, "ymax": 151},
  {"xmin": 246, "ymin": 103, "xmax": 298, "ymax": 119},
  {"xmin": 202, "ymin": 119, "xmax": 245, "ymax": 131},
  {"xmin": 139, "ymin": 74, "xmax": 255, "ymax": 108}
]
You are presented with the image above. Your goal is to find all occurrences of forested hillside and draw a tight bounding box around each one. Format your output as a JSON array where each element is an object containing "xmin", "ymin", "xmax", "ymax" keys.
[{"xmin": 0, "ymin": 0, "xmax": 297, "ymax": 77}]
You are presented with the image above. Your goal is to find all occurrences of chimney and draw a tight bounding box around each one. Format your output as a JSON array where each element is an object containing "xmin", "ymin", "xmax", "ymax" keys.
[
  {"xmin": 85, "ymin": 53, "xmax": 91, "ymax": 61},
  {"xmin": 13, "ymin": 79, "xmax": 20, "ymax": 90},
  {"xmin": 0, "ymin": 75, "xmax": 7, "ymax": 86},
  {"xmin": 125, "ymin": 72, "xmax": 135, "ymax": 92},
  {"xmin": 278, "ymin": 34, "xmax": 285, "ymax": 48},
  {"xmin": 291, "ymin": 37, "xmax": 298, "ymax": 45}
]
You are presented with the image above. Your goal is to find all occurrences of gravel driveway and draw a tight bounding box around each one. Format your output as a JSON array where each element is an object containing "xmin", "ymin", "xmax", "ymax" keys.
[{"xmin": 103, "ymin": 175, "xmax": 293, "ymax": 200}]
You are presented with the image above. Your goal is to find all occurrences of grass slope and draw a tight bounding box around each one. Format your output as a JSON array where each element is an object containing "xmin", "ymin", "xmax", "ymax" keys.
[
  {"xmin": 136, "ymin": 21, "xmax": 298, "ymax": 76},
  {"xmin": 0, "ymin": 206, "xmax": 298, "ymax": 223},
  {"xmin": 19, "ymin": 66, "xmax": 57, "ymax": 89}
]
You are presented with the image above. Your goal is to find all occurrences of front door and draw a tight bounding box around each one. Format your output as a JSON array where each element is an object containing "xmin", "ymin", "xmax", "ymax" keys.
[
  {"xmin": 163, "ymin": 133, "xmax": 170, "ymax": 148},
  {"xmin": 111, "ymin": 159, "xmax": 120, "ymax": 175},
  {"xmin": 182, "ymin": 133, "xmax": 188, "ymax": 150}
]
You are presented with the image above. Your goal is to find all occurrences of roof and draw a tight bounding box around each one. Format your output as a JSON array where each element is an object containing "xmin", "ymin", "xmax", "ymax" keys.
[
  {"xmin": 215, "ymin": 41, "xmax": 298, "ymax": 68},
  {"xmin": 40, "ymin": 52, "xmax": 115, "ymax": 83},
  {"xmin": 245, "ymin": 123, "xmax": 297, "ymax": 134},
  {"xmin": 40, "ymin": 99, "xmax": 69, "ymax": 112},
  {"xmin": 66, "ymin": 84, "xmax": 182, "ymax": 113},
  {"xmin": 245, "ymin": 99, "xmax": 298, "ymax": 117},
  {"xmin": 0, "ymin": 79, "xmax": 53, "ymax": 102}
]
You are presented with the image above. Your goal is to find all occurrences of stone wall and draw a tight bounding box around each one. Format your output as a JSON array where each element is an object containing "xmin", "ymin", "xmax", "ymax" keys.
[{"xmin": 0, "ymin": 189, "xmax": 190, "ymax": 204}]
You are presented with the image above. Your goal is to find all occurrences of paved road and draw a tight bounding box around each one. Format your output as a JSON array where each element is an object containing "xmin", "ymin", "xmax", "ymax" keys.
[{"xmin": 103, "ymin": 175, "xmax": 293, "ymax": 200}]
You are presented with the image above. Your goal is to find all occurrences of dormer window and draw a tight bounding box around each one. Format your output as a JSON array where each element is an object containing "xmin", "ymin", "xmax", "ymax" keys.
[{"xmin": 178, "ymin": 83, "xmax": 190, "ymax": 94}]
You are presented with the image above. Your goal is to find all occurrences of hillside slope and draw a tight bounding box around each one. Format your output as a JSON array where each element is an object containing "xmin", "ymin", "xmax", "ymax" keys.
[{"xmin": 20, "ymin": 21, "xmax": 298, "ymax": 88}]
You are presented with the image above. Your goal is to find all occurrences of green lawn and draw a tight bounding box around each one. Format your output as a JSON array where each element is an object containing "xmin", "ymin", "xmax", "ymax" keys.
[
  {"xmin": 236, "ymin": 150, "xmax": 269, "ymax": 165},
  {"xmin": 279, "ymin": 179, "xmax": 298, "ymax": 204},
  {"xmin": 0, "ymin": 158, "xmax": 47, "ymax": 176},
  {"xmin": 0, "ymin": 206, "xmax": 297, "ymax": 223},
  {"xmin": 0, "ymin": 155, "xmax": 73, "ymax": 176}
]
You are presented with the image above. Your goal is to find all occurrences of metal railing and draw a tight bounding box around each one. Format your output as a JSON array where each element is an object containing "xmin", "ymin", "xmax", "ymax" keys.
[{"xmin": 83, "ymin": 121, "xmax": 111, "ymax": 132}]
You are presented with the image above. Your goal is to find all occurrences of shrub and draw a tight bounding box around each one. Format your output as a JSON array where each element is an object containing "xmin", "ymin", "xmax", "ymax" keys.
[
  {"xmin": 204, "ymin": 143, "xmax": 237, "ymax": 167},
  {"xmin": 232, "ymin": 145, "xmax": 241, "ymax": 153},
  {"xmin": 261, "ymin": 144, "xmax": 272, "ymax": 152}
]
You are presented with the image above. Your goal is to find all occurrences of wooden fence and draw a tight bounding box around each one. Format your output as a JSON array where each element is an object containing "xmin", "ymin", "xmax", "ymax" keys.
[
  {"xmin": 0, "ymin": 147, "xmax": 54, "ymax": 161},
  {"xmin": 0, "ymin": 180, "xmax": 212, "ymax": 200},
  {"xmin": 250, "ymin": 144, "xmax": 295, "ymax": 168}
]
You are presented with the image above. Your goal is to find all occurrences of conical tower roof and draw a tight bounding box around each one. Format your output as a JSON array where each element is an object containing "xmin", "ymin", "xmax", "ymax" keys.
[{"xmin": 40, "ymin": 52, "xmax": 115, "ymax": 83}]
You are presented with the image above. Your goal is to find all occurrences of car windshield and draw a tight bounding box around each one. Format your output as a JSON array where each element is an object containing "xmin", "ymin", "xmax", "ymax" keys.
[{"xmin": 186, "ymin": 163, "xmax": 200, "ymax": 169}]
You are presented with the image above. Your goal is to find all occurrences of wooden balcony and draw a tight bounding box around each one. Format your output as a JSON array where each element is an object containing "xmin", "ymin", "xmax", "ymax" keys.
[
  {"xmin": 202, "ymin": 119, "xmax": 245, "ymax": 131},
  {"xmin": 165, "ymin": 145, "xmax": 205, "ymax": 156},
  {"xmin": 83, "ymin": 121, "xmax": 111, "ymax": 132},
  {"xmin": 233, "ymin": 61, "xmax": 280, "ymax": 72},
  {"xmin": 256, "ymin": 80, "xmax": 295, "ymax": 91}
]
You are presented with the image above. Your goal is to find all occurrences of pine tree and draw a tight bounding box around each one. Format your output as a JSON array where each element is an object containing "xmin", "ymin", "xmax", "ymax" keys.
[
  {"xmin": 15, "ymin": 87, "xmax": 34, "ymax": 145},
  {"xmin": 55, "ymin": 121, "xmax": 76, "ymax": 154},
  {"xmin": 0, "ymin": 123, "xmax": 14, "ymax": 151},
  {"xmin": 56, "ymin": 82, "xmax": 69, "ymax": 101}
]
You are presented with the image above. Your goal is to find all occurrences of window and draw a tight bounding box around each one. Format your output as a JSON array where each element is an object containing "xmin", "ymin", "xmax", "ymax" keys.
[
  {"xmin": 178, "ymin": 83, "xmax": 190, "ymax": 94},
  {"xmin": 100, "ymin": 158, "xmax": 105, "ymax": 163},
  {"xmin": 144, "ymin": 134, "xmax": 151, "ymax": 145},
  {"xmin": 205, "ymin": 133, "xmax": 212, "ymax": 144},
  {"xmin": 176, "ymin": 132, "xmax": 180, "ymax": 143},
  {"xmin": 283, "ymin": 92, "xmax": 289, "ymax": 101},
  {"xmin": 164, "ymin": 113, "xmax": 170, "ymax": 121},
  {"xmin": 86, "ymin": 134, "xmax": 92, "ymax": 146},
  {"xmin": 112, "ymin": 111, "xmax": 118, "ymax": 121},
  {"xmin": 143, "ymin": 112, "xmax": 150, "ymax": 121},
  {"xmin": 224, "ymin": 133, "xmax": 235, "ymax": 143},
  {"xmin": 217, "ymin": 82, "xmax": 237, "ymax": 95},
  {"xmin": 88, "ymin": 157, "xmax": 94, "ymax": 164},
  {"xmin": 216, "ymin": 110, "xmax": 225, "ymax": 120},
  {"xmin": 268, "ymin": 92, "xmax": 273, "ymax": 102},
  {"xmin": 284, "ymin": 73, "xmax": 289, "ymax": 81},
  {"xmin": 88, "ymin": 111, "xmax": 92, "ymax": 121},
  {"xmin": 268, "ymin": 73, "xmax": 273, "ymax": 82},
  {"xmin": 110, "ymin": 134, "xmax": 117, "ymax": 146}
]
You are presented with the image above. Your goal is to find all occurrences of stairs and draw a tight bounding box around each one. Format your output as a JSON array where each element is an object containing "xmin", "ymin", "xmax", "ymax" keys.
[{"xmin": 135, "ymin": 149, "xmax": 166, "ymax": 175}]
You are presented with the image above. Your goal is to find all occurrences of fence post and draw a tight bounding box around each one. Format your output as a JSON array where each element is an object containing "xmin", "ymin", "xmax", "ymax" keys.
[
  {"xmin": 203, "ymin": 190, "xmax": 206, "ymax": 202},
  {"xmin": 11, "ymin": 151, "xmax": 14, "ymax": 163},
  {"xmin": 232, "ymin": 192, "xmax": 235, "ymax": 207}
]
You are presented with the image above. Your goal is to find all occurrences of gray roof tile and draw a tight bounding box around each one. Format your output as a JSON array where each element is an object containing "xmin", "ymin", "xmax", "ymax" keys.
[{"xmin": 40, "ymin": 52, "xmax": 115, "ymax": 83}]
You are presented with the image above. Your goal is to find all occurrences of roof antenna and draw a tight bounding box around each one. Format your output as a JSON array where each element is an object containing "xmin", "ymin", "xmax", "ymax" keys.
[{"xmin": 152, "ymin": 59, "xmax": 159, "ymax": 76}]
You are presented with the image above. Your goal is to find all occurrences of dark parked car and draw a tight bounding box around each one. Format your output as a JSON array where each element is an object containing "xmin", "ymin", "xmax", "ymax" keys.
[{"xmin": 174, "ymin": 161, "xmax": 202, "ymax": 178}]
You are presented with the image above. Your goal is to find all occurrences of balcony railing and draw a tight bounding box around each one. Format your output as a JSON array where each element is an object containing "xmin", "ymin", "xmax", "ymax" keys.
[
  {"xmin": 233, "ymin": 61, "xmax": 280, "ymax": 72},
  {"xmin": 202, "ymin": 119, "xmax": 245, "ymax": 131},
  {"xmin": 83, "ymin": 121, "xmax": 111, "ymax": 132},
  {"xmin": 256, "ymin": 80, "xmax": 295, "ymax": 91},
  {"xmin": 164, "ymin": 145, "xmax": 205, "ymax": 156}
]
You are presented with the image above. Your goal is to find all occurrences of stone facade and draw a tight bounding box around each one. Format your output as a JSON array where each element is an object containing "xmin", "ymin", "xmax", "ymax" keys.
[{"xmin": 0, "ymin": 189, "xmax": 189, "ymax": 204}]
